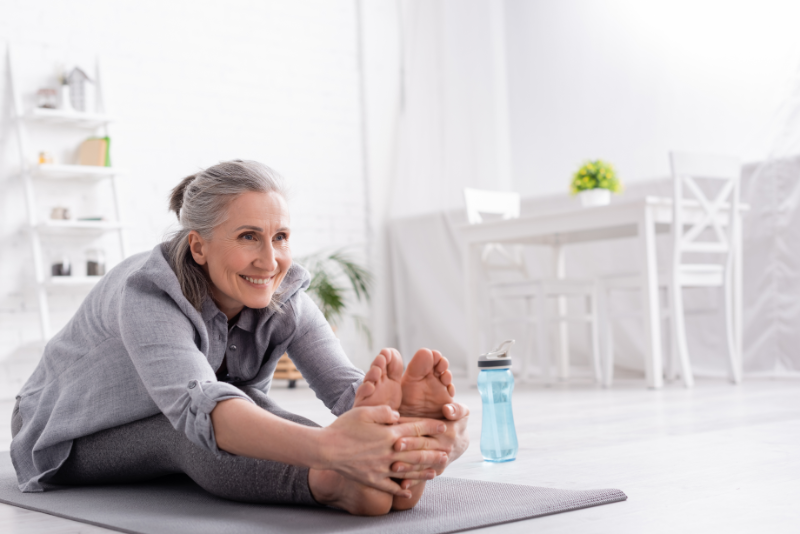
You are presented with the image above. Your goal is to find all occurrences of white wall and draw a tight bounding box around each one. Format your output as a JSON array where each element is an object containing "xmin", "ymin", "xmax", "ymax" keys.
[
  {"xmin": 506, "ymin": 0, "xmax": 800, "ymax": 197},
  {"xmin": 0, "ymin": 0, "xmax": 373, "ymax": 397}
]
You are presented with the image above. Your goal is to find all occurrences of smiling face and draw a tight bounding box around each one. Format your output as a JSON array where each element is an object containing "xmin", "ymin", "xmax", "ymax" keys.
[{"xmin": 187, "ymin": 191, "xmax": 291, "ymax": 319}]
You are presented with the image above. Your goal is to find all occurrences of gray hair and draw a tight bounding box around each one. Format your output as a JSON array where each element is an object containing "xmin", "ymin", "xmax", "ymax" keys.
[{"xmin": 165, "ymin": 160, "xmax": 290, "ymax": 311}]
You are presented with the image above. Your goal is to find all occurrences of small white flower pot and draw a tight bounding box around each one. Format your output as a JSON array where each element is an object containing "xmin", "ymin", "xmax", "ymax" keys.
[{"xmin": 578, "ymin": 188, "xmax": 611, "ymax": 207}]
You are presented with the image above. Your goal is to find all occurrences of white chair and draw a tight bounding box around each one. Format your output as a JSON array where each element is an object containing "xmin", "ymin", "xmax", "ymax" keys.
[
  {"xmin": 463, "ymin": 188, "xmax": 602, "ymax": 383},
  {"xmin": 600, "ymin": 152, "xmax": 743, "ymax": 387}
]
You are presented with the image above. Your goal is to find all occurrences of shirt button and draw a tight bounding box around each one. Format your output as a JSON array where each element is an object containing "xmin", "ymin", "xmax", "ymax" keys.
[
  {"xmin": 230, "ymin": 345, "xmax": 237, "ymax": 351},
  {"xmin": 188, "ymin": 380, "xmax": 197, "ymax": 389}
]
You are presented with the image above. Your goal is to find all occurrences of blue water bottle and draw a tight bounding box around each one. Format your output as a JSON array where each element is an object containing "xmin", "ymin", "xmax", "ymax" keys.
[{"xmin": 477, "ymin": 339, "xmax": 518, "ymax": 462}]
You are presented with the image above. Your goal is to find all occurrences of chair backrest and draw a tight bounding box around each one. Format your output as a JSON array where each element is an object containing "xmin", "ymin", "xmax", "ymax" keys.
[
  {"xmin": 669, "ymin": 151, "xmax": 741, "ymax": 260},
  {"xmin": 463, "ymin": 188, "xmax": 521, "ymax": 224},
  {"xmin": 463, "ymin": 188, "xmax": 526, "ymax": 276}
]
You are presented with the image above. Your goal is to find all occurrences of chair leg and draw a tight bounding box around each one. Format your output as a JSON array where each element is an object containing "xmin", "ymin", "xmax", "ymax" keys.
[
  {"xmin": 535, "ymin": 283, "xmax": 552, "ymax": 384},
  {"xmin": 522, "ymin": 296, "xmax": 534, "ymax": 380},
  {"xmin": 557, "ymin": 295, "xmax": 570, "ymax": 380},
  {"xmin": 589, "ymin": 286, "xmax": 602, "ymax": 384},
  {"xmin": 669, "ymin": 282, "xmax": 694, "ymax": 388},
  {"xmin": 724, "ymin": 264, "xmax": 742, "ymax": 384},
  {"xmin": 662, "ymin": 289, "xmax": 678, "ymax": 382},
  {"xmin": 598, "ymin": 282, "xmax": 614, "ymax": 387}
]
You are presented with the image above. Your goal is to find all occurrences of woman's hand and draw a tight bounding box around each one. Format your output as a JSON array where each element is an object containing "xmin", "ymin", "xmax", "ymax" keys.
[
  {"xmin": 390, "ymin": 402, "xmax": 470, "ymax": 477},
  {"xmin": 316, "ymin": 405, "xmax": 450, "ymax": 497}
]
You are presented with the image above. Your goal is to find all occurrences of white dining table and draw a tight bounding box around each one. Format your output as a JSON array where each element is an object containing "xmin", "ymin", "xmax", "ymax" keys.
[{"xmin": 456, "ymin": 196, "xmax": 744, "ymax": 389}]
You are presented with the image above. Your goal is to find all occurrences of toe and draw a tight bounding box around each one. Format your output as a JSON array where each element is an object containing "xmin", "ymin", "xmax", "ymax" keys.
[
  {"xmin": 405, "ymin": 348, "xmax": 434, "ymax": 380},
  {"xmin": 364, "ymin": 363, "xmax": 382, "ymax": 384},
  {"xmin": 371, "ymin": 352, "xmax": 389, "ymax": 375},
  {"xmin": 440, "ymin": 369, "xmax": 453, "ymax": 387},
  {"xmin": 355, "ymin": 380, "xmax": 376, "ymax": 403},
  {"xmin": 433, "ymin": 351, "xmax": 449, "ymax": 376},
  {"xmin": 384, "ymin": 348, "xmax": 404, "ymax": 382}
]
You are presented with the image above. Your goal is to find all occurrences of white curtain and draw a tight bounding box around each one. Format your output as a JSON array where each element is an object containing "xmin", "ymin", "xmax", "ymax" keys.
[
  {"xmin": 389, "ymin": 0, "xmax": 512, "ymax": 219},
  {"xmin": 364, "ymin": 0, "xmax": 514, "ymax": 353}
]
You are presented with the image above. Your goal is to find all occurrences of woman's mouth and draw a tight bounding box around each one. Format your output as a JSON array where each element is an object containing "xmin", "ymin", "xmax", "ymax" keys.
[{"xmin": 239, "ymin": 274, "xmax": 274, "ymax": 287}]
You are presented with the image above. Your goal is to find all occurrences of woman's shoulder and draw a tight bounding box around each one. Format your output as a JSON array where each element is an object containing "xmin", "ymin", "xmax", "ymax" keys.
[
  {"xmin": 278, "ymin": 262, "xmax": 311, "ymax": 304},
  {"xmin": 119, "ymin": 244, "xmax": 204, "ymax": 321}
]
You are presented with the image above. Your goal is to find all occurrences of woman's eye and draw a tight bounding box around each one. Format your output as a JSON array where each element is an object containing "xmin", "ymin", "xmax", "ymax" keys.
[
  {"xmin": 241, "ymin": 233, "xmax": 256, "ymax": 241},
  {"xmin": 274, "ymin": 233, "xmax": 287, "ymax": 242}
]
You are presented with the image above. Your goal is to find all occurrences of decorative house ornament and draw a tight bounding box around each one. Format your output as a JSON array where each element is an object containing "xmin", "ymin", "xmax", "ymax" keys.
[
  {"xmin": 65, "ymin": 67, "xmax": 93, "ymax": 112},
  {"xmin": 570, "ymin": 159, "xmax": 622, "ymax": 207}
]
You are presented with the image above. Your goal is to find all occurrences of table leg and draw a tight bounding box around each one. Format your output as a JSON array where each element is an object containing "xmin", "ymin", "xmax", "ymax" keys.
[
  {"xmin": 639, "ymin": 209, "xmax": 664, "ymax": 389},
  {"xmin": 553, "ymin": 244, "xmax": 570, "ymax": 379},
  {"xmin": 734, "ymin": 211, "xmax": 743, "ymax": 381},
  {"xmin": 465, "ymin": 243, "xmax": 481, "ymax": 385}
]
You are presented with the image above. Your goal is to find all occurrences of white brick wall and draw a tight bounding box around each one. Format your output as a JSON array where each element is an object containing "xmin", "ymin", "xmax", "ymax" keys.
[{"xmin": 0, "ymin": 0, "xmax": 372, "ymax": 398}]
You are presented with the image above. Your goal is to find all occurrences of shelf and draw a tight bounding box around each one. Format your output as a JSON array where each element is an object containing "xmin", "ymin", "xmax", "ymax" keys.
[
  {"xmin": 23, "ymin": 108, "xmax": 115, "ymax": 128},
  {"xmin": 33, "ymin": 164, "xmax": 128, "ymax": 180},
  {"xmin": 35, "ymin": 220, "xmax": 123, "ymax": 233},
  {"xmin": 45, "ymin": 276, "xmax": 103, "ymax": 289}
]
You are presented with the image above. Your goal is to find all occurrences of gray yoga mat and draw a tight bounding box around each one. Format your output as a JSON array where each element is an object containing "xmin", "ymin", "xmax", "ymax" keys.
[{"xmin": 0, "ymin": 452, "xmax": 626, "ymax": 534}]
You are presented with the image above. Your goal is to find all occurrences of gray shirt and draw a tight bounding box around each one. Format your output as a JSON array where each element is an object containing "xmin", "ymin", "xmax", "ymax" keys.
[{"xmin": 10, "ymin": 244, "xmax": 364, "ymax": 492}]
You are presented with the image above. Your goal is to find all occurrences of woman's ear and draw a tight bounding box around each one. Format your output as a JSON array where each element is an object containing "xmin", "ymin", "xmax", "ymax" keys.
[{"xmin": 187, "ymin": 231, "xmax": 208, "ymax": 265}]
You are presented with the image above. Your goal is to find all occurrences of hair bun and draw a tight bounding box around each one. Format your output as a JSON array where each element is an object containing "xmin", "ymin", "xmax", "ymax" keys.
[{"xmin": 168, "ymin": 174, "xmax": 197, "ymax": 220}]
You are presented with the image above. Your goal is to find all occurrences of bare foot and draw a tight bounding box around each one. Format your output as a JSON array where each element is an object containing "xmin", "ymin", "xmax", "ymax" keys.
[
  {"xmin": 354, "ymin": 348, "xmax": 403, "ymax": 411},
  {"xmin": 354, "ymin": 349, "xmax": 438, "ymax": 512},
  {"xmin": 399, "ymin": 348, "xmax": 455, "ymax": 419},
  {"xmin": 353, "ymin": 349, "xmax": 420, "ymax": 511},
  {"xmin": 390, "ymin": 480, "xmax": 426, "ymax": 511},
  {"xmin": 392, "ymin": 348, "xmax": 455, "ymax": 511},
  {"xmin": 308, "ymin": 468, "xmax": 392, "ymax": 516}
]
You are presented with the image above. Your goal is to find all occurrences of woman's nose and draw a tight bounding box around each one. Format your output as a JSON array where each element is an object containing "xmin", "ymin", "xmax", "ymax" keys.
[{"xmin": 255, "ymin": 244, "xmax": 278, "ymax": 272}]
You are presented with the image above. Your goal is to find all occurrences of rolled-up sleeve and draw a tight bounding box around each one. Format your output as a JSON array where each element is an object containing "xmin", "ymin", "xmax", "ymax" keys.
[{"xmin": 119, "ymin": 276, "xmax": 253, "ymax": 455}]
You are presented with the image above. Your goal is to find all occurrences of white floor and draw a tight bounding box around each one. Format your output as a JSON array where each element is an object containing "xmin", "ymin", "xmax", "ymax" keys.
[{"xmin": 1, "ymin": 374, "xmax": 799, "ymax": 533}]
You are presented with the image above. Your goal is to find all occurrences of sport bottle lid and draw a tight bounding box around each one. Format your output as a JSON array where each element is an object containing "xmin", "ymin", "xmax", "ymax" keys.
[{"xmin": 478, "ymin": 339, "xmax": 514, "ymax": 370}]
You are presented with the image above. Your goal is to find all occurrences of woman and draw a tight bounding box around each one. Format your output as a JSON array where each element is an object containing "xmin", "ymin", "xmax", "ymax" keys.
[{"xmin": 10, "ymin": 160, "xmax": 469, "ymax": 515}]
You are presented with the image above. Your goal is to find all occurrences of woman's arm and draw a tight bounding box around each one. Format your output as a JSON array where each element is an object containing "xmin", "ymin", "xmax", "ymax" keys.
[
  {"xmin": 120, "ymin": 276, "xmax": 256, "ymax": 454},
  {"xmin": 211, "ymin": 398, "xmax": 449, "ymax": 496},
  {"xmin": 283, "ymin": 292, "xmax": 364, "ymax": 415}
]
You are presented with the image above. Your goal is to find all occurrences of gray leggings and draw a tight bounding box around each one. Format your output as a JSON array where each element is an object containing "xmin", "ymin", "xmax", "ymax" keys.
[{"xmin": 11, "ymin": 388, "xmax": 320, "ymax": 506}]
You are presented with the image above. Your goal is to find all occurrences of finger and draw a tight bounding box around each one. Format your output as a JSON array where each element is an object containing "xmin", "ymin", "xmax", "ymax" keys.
[
  {"xmin": 390, "ymin": 467, "xmax": 436, "ymax": 480},
  {"xmin": 394, "ymin": 436, "xmax": 440, "ymax": 452},
  {"xmin": 442, "ymin": 402, "xmax": 470, "ymax": 421},
  {"xmin": 373, "ymin": 477, "xmax": 413, "ymax": 498},
  {"xmin": 393, "ymin": 450, "xmax": 449, "ymax": 468},
  {"xmin": 395, "ymin": 418, "xmax": 446, "ymax": 438},
  {"xmin": 358, "ymin": 405, "xmax": 400, "ymax": 425},
  {"xmin": 400, "ymin": 479, "xmax": 425, "ymax": 490}
]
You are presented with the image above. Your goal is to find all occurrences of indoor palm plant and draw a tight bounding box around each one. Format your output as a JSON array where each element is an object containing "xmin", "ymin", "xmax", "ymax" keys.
[
  {"xmin": 300, "ymin": 249, "xmax": 374, "ymax": 344},
  {"xmin": 570, "ymin": 159, "xmax": 622, "ymax": 206},
  {"xmin": 274, "ymin": 249, "xmax": 373, "ymax": 388}
]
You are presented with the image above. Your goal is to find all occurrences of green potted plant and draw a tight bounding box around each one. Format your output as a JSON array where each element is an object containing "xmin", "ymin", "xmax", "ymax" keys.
[
  {"xmin": 570, "ymin": 159, "xmax": 622, "ymax": 206},
  {"xmin": 299, "ymin": 248, "xmax": 374, "ymax": 343},
  {"xmin": 275, "ymin": 249, "xmax": 373, "ymax": 388}
]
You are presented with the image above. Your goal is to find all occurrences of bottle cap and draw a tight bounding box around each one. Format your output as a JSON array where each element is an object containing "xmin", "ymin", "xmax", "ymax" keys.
[{"xmin": 478, "ymin": 339, "xmax": 514, "ymax": 370}]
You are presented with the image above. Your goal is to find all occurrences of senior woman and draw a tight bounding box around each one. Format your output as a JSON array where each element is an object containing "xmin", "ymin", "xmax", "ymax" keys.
[{"xmin": 10, "ymin": 160, "xmax": 469, "ymax": 516}]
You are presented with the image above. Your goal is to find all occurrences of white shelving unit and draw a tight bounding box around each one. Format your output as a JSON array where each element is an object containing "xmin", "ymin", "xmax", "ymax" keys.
[{"xmin": 5, "ymin": 44, "xmax": 128, "ymax": 339}]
